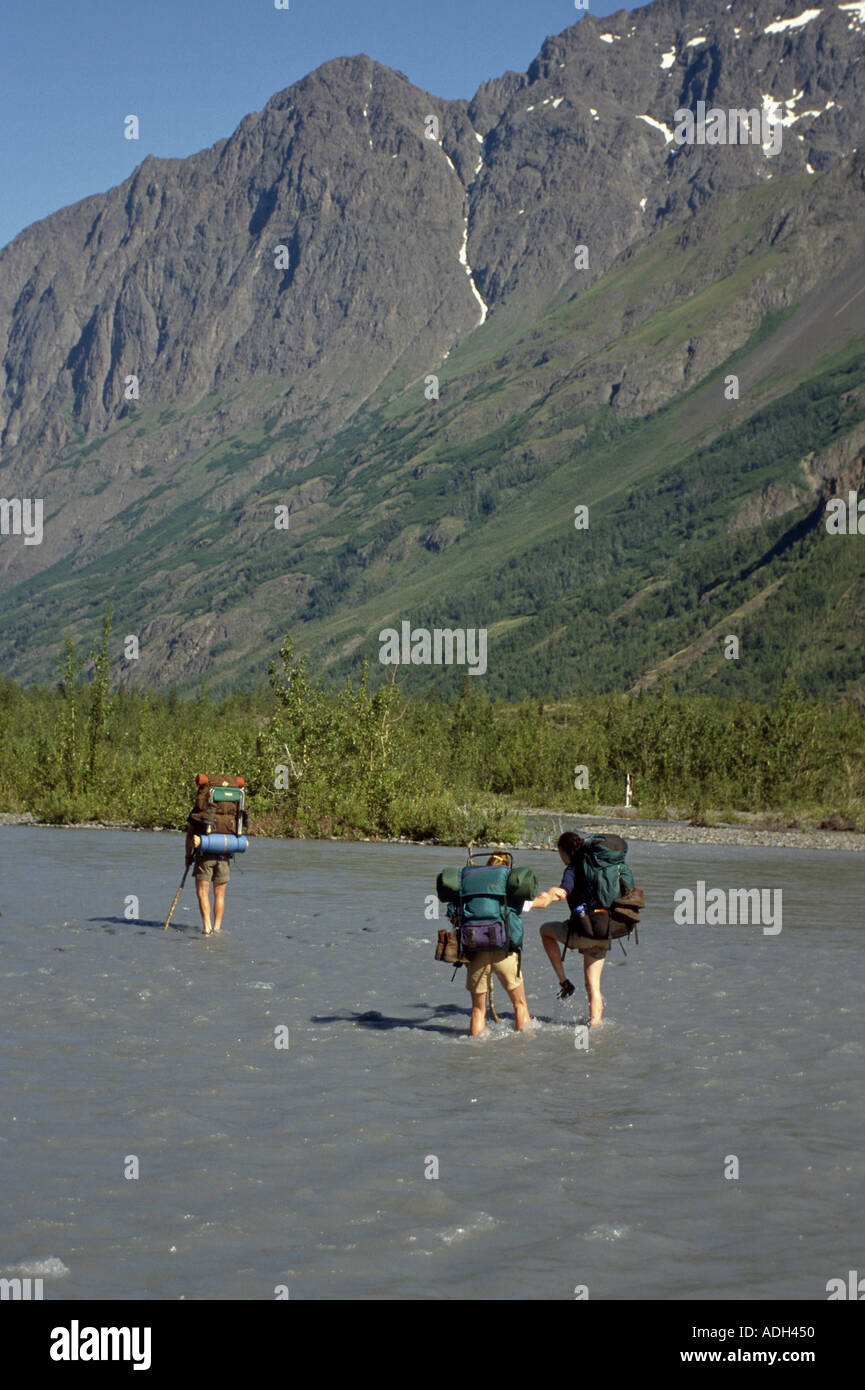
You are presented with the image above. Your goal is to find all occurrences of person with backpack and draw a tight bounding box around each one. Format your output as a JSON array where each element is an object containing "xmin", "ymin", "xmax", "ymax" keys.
[
  {"xmin": 185, "ymin": 832, "xmax": 230, "ymax": 935},
  {"xmin": 184, "ymin": 774, "xmax": 247, "ymax": 935},
  {"xmin": 437, "ymin": 851, "xmax": 536, "ymax": 1037},
  {"xmin": 535, "ymin": 831, "xmax": 636, "ymax": 1025}
]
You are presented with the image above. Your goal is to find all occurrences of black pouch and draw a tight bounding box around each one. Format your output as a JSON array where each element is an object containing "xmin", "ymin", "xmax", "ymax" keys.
[{"xmin": 587, "ymin": 907, "xmax": 611, "ymax": 940}]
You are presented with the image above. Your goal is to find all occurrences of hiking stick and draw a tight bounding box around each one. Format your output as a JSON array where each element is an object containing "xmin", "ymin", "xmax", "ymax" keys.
[
  {"xmin": 163, "ymin": 858, "xmax": 193, "ymax": 931},
  {"xmin": 488, "ymin": 977, "xmax": 500, "ymax": 1023}
]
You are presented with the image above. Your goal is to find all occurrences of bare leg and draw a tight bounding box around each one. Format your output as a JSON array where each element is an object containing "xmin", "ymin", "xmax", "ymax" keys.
[
  {"xmin": 470, "ymin": 991, "xmax": 488, "ymax": 1036},
  {"xmin": 212, "ymin": 882, "xmax": 227, "ymax": 931},
  {"xmin": 196, "ymin": 879, "xmax": 212, "ymax": 934},
  {"xmin": 506, "ymin": 981, "xmax": 532, "ymax": 1031},
  {"xmin": 540, "ymin": 923, "xmax": 568, "ymax": 983},
  {"xmin": 584, "ymin": 955, "xmax": 605, "ymax": 1025}
]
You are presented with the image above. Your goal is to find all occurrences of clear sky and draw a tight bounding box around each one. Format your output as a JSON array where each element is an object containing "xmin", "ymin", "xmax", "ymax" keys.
[{"xmin": 0, "ymin": 0, "xmax": 642, "ymax": 250}]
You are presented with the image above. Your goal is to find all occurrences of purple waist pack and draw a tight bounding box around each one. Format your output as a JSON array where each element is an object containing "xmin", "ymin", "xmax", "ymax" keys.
[{"xmin": 459, "ymin": 920, "xmax": 508, "ymax": 952}]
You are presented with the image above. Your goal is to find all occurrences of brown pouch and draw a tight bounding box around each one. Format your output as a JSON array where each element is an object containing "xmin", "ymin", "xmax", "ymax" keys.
[
  {"xmin": 614, "ymin": 886, "xmax": 645, "ymax": 910},
  {"xmin": 611, "ymin": 887, "xmax": 645, "ymax": 922},
  {"xmin": 435, "ymin": 929, "xmax": 468, "ymax": 965}
]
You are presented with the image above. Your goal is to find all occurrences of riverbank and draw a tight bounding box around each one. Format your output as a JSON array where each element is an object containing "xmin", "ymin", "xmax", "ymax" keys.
[{"xmin": 2, "ymin": 809, "xmax": 862, "ymax": 852}]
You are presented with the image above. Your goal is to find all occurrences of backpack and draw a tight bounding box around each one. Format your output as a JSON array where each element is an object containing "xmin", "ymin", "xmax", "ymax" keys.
[
  {"xmin": 579, "ymin": 835, "xmax": 635, "ymax": 908},
  {"xmin": 436, "ymin": 850, "xmax": 537, "ymax": 956},
  {"xmin": 188, "ymin": 773, "xmax": 246, "ymax": 839},
  {"xmin": 566, "ymin": 836, "xmax": 645, "ymax": 952}
]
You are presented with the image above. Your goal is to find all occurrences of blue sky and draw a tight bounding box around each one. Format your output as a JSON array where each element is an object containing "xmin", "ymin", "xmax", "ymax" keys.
[{"xmin": 0, "ymin": 0, "xmax": 642, "ymax": 250}]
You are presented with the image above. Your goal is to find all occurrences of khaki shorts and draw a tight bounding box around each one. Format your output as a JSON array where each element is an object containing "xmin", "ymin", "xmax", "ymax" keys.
[
  {"xmin": 465, "ymin": 948, "xmax": 523, "ymax": 995},
  {"xmin": 194, "ymin": 855, "xmax": 231, "ymax": 884},
  {"xmin": 548, "ymin": 920, "xmax": 608, "ymax": 961}
]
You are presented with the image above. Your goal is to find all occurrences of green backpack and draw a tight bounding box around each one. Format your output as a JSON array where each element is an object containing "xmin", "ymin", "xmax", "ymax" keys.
[
  {"xmin": 579, "ymin": 835, "xmax": 635, "ymax": 908},
  {"xmin": 436, "ymin": 851, "xmax": 537, "ymax": 954}
]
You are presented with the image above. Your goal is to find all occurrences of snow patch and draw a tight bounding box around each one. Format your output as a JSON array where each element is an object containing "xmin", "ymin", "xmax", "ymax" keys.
[
  {"xmin": 660, "ymin": 49, "xmax": 677, "ymax": 69},
  {"xmin": 762, "ymin": 91, "xmax": 837, "ymax": 129},
  {"xmin": 636, "ymin": 113, "xmax": 675, "ymax": 143},
  {"xmin": 590, "ymin": 108, "xmax": 599, "ymax": 120},
  {"xmin": 599, "ymin": 34, "xmax": 621, "ymax": 43},
  {"xmin": 806, "ymin": 162, "xmax": 816, "ymax": 172},
  {"xmin": 686, "ymin": 36, "xmax": 707, "ymax": 47},
  {"xmin": 639, "ymin": 197, "xmax": 647, "ymax": 210},
  {"xmin": 470, "ymin": 130, "xmax": 484, "ymax": 182},
  {"xmin": 552, "ymin": 97, "xmax": 564, "ymax": 108},
  {"xmin": 840, "ymin": 1, "xmax": 865, "ymax": 24},
  {"xmin": 763, "ymin": 9, "xmax": 822, "ymax": 35},
  {"xmin": 458, "ymin": 221, "xmax": 488, "ymax": 326}
]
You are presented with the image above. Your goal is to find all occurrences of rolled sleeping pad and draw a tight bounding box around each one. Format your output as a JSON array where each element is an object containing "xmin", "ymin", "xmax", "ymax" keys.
[
  {"xmin": 436, "ymin": 867, "xmax": 461, "ymax": 903},
  {"xmin": 507, "ymin": 866, "xmax": 538, "ymax": 902},
  {"xmin": 193, "ymin": 833, "xmax": 249, "ymax": 854}
]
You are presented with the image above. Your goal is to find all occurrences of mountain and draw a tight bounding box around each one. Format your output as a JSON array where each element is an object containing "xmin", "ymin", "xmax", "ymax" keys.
[{"xmin": 2, "ymin": 0, "xmax": 865, "ymax": 699}]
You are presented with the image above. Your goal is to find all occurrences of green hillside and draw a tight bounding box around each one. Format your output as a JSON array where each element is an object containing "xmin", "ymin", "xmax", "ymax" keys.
[{"xmin": 3, "ymin": 163, "xmax": 865, "ymax": 701}]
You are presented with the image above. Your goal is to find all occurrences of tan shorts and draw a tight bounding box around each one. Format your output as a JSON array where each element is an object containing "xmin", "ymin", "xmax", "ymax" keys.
[
  {"xmin": 193, "ymin": 855, "xmax": 231, "ymax": 884},
  {"xmin": 465, "ymin": 948, "xmax": 523, "ymax": 995},
  {"xmin": 548, "ymin": 920, "xmax": 608, "ymax": 961}
]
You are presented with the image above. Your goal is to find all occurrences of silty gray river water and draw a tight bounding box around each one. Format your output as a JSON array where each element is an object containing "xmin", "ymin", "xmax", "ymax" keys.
[{"xmin": 1, "ymin": 826, "xmax": 862, "ymax": 1300}]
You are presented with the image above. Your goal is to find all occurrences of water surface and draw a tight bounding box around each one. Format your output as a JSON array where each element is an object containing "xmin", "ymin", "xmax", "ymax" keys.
[{"xmin": 1, "ymin": 827, "xmax": 861, "ymax": 1300}]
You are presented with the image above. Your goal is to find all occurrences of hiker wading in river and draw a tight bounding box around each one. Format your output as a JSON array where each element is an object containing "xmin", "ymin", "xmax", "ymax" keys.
[{"xmin": 534, "ymin": 831, "xmax": 628, "ymax": 1026}]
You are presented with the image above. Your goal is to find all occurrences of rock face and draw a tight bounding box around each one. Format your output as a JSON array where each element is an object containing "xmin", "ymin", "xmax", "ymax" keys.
[
  {"xmin": 3, "ymin": 0, "xmax": 865, "ymax": 457},
  {"xmin": 2, "ymin": 0, "xmax": 865, "ymax": 691}
]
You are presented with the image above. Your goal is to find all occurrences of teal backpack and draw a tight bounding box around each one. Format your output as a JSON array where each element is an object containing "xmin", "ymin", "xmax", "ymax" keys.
[
  {"xmin": 436, "ymin": 850, "xmax": 537, "ymax": 955},
  {"xmin": 579, "ymin": 835, "xmax": 635, "ymax": 908}
]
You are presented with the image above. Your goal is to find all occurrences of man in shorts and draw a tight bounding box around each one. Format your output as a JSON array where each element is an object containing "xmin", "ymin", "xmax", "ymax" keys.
[
  {"xmin": 466, "ymin": 947, "xmax": 532, "ymax": 1037},
  {"xmin": 465, "ymin": 851, "xmax": 532, "ymax": 1037},
  {"xmin": 185, "ymin": 831, "xmax": 230, "ymax": 935}
]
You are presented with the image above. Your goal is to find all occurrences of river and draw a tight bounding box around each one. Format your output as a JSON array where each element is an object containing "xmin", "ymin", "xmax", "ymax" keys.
[{"xmin": 1, "ymin": 826, "xmax": 861, "ymax": 1300}]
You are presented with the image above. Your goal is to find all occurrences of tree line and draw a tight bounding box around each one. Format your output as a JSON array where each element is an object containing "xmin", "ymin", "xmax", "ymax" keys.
[{"xmin": 0, "ymin": 621, "xmax": 861, "ymax": 838}]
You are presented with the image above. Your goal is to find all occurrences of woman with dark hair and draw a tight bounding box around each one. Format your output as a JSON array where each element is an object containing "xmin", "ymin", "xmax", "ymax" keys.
[{"xmin": 533, "ymin": 831, "xmax": 624, "ymax": 1025}]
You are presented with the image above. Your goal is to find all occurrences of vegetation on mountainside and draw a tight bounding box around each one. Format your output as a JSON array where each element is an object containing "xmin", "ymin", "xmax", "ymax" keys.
[{"xmin": 3, "ymin": 167, "xmax": 865, "ymax": 705}]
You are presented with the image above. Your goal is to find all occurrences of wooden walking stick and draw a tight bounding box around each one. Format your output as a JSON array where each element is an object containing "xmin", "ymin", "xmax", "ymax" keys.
[{"xmin": 163, "ymin": 857, "xmax": 194, "ymax": 931}]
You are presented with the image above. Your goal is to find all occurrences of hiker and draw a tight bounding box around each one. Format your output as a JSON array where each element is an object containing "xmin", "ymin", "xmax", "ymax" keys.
[
  {"xmin": 535, "ymin": 831, "xmax": 633, "ymax": 1025},
  {"xmin": 185, "ymin": 830, "xmax": 230, "ymax": 935},
  {"xmin": 185, "ymin": 774, "xmax": 247, "ymax": 935},
  {"xmin": 463, "ymin": 854, "xmax": 532, "ymax": 1037},
  {"xmin": 437, "ymin": 851, "xmax": 536, "ymax": 1037}
]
